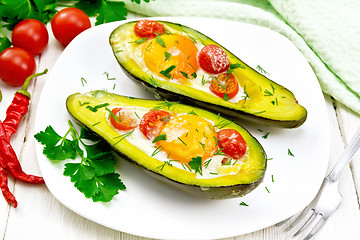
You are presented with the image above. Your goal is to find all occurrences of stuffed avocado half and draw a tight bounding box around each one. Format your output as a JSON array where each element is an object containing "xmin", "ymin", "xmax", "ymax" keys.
[
  {"xmin": 109, "ymin": 20, "xmax": 307, "ymax": 128},
  {"xmin": 66, "ymin": 90, "xmax": 267, "ymax": 199}
]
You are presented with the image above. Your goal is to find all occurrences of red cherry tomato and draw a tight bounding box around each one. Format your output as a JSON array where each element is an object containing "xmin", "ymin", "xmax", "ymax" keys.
[
  {"xmin": 0, "ymin": 47, "xmax": 36, "ymax": 87},
  {"xmin": 11, "ymin": 19, "xmax": 49, "ymax": 56},
  {"xmin": 134, "ymin": 19, "xmax": 165, "ymax": 38},
  {"xmin": 51, "ymin": 8, "xmax": 91, "ymax": 47},
  {"xmin": 109, "ymin": 108, "xmax": 139, "ymax": 131},
  {"xmin": 198, "ymin": 45, "xmax": 230, "ymax": 74},
  {"xmin": 209, "ymin": 73, "xmax": 239, "ymax": 99},
  {"xmin": 217, "ymin": 129, "xmax": 247, "ymax": 159},
  {"xmin": 140, "ymin": 110, "xmax": 171, "ymax": 140}
]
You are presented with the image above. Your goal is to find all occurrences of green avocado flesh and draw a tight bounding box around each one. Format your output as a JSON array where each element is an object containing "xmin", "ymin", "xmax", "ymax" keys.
[
  {"xmin": 66, "ymin": 91, "xmax": 267, "ymax": 199},
  {"xmin": 109, "ymin": 20, "xmax": 307, "ymax": 128}
]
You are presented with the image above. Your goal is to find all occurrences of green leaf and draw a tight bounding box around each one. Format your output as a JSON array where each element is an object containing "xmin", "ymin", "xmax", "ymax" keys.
[
  {"xmin": 36, "ymin": 120, "xmax": 127, "ymax": 202},
  {"xmin": 164, "ymin": 51, "xmax": 171, "ymax": 60},
  {"xmin": 188, "ymin": 156, "xmax": 203, "ymax": 175},
  {"xmin": 78, "ymin": 178, "xmax": 100, "ymax": 198},
  {"xmin": 84, "ymin": 140, "xmax": 112, "ymax": 158},
  {"xmin": 64, "ymin": 163, "xmax": 96, "ymax": 184},
  {"xmin": 90, "ymin": 158, "xmax": 115, "ymax": 175},
  {"xmin": 152, "ymin": 134, "xmax": 167, "ymax": 143},
  {"xmin": 34, "ymin": 125, "xmax": 61, "ymax": 147},
  {"xmin": 230, "ymin": 63, "xmax": 245, "ymax": 69},
  {"xmin": 131, "ymin": 0, "xmax": 150, "ymax": 3},
  {"xmin": 73, "ymin": 0, "xmax": 102, "ymax": 17},
  {"xmin": 0, "ymin": 0, "xmax": 57, "ymax": 30},
  {"xmin": 160, "ymin": 65, "xmax": 176, "ymax": 79},
  {"xmin": 156, "ymin": 36, "xmax": 165, "ymax": 47},
  {"xmin": 92, "ymin": 173, "xmax": 126, "ymax": 202},
  {"xmin": 0, "ymin": 29, "xmax": 11, "ymax": 53},
  {"xmin": 80, "ymin": 126, "xmax": 101, "ymax": 142},
  {"xmin": 95, "ymin": 1, "xmax": 127, "ymax": 26},
  {"xmin": 42, "ymin": 140, "xmax": 77, "ymax": 160},
  {"xmin": 35, "ymin": 125, "xmax": 77, "ymax": 160}
]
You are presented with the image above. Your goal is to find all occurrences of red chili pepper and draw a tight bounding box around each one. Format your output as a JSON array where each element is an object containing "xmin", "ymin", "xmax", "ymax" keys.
[
  {"xmin": 0, "ymin": 165, "xmax": 17, "ymax": 208},
  {"xmin": 0, "ymin": 70, "xmax": 47, "ymax": 207},
  {"xmin": 0, "ymin": 119, "xmax": 44, "ymax": 184},
  {"xmin": 3, "ymin": 69, "xmax": 48, "ymax": 140}
]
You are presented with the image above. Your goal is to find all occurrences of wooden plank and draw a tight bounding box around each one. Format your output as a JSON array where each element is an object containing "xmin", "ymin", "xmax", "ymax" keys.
[
  {"xmin": 334, "ymin": 101, "xmax": 360, "ymax": 211},
  {"xmin": 2, "ymin": 12, "xmax": 360, "ymax": 240}
]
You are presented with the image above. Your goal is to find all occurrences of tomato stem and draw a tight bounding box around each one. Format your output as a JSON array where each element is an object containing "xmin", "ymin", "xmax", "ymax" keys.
[{"xmin": 17, "ymin": 68, "xmax": 48, "ymax": 98}]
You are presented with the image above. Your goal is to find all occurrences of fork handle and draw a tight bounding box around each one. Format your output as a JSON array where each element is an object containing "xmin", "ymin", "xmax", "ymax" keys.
[{"xmin": 327, "ymin": 126, "xmax": 360, "ymax": 182}]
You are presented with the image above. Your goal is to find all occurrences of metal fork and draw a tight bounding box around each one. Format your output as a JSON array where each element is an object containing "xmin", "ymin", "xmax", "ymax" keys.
[{"xmin": 276, "ymin": 126, "xmax": 360, "ymax": 240}]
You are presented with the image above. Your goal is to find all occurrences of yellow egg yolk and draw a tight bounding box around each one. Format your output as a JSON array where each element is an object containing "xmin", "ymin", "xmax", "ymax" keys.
[
  {"xmin": 155, "ymin": 115, "xmax": 218, "ymax": 164},
  {"xmin": 142, "ymin": 34, "xmax": 199, "ymax": 83}
]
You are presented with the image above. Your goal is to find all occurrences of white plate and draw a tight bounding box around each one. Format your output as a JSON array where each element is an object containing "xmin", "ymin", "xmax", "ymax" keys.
[{"xmin": 35, "ymin": 17, "xmax": 330, "ymax": 240}]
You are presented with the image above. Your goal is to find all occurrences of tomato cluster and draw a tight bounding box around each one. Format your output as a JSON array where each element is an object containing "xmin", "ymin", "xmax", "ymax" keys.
[
  {"xmin": 109, "ymin": 107, "xmax": 247, "ymax": 160},
  {"xmin": 0, "ymin": 8, "xmax": 91, "ymax": 87},
  {"xmin": 134, "ymin": 20, "xmax": 239, "ymax": 101}
]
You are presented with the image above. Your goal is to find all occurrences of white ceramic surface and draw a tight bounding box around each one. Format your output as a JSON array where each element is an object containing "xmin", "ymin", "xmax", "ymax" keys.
[{"xmin": 35, "ymin": 17, "xmax": 330, "ymax": 240}]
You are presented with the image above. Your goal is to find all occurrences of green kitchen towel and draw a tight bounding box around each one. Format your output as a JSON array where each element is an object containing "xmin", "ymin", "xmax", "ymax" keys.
[{"xmin": 123, "ymin": 0, "xmax": 360, "ymax": 115}]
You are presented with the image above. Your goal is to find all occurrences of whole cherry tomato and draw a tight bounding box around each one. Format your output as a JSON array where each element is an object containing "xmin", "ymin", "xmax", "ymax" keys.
[
  {"xmin": 134, "ymin": 19, "xmax": 165, "ymax": 38},
  {"xmin": 139, "ymin": 110, "xmax": 171, "ymax": 140},
  {"xmin": 0, "ymin": 47, "xmax": 36, "ymax": 87},
  {"xmin": 209, "ymin": 73, "xmax": 239, "ymax": 100},
  {"xmin": 109, "ymin": 108, "xmax": 139, "ymax": 131},
  {"xmin": 51, "ymin": 8, "xmax": 91, "ymax": 47},
  {"xmin": 198, "ymin": 45, "xmax": 230, "ymax": 74},
  {"xmin": 11, "ymin": 19, "xmax": 49, "ymax": 56},
  {"xmin": 217, "ymin": 129, "xmax": 247, "ymax": 159}
]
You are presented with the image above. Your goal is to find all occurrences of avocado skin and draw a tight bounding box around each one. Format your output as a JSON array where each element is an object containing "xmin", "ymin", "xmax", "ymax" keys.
[
  {"xmin": 109, "ymin": 20, "xmax": 307, "ymax": 128},
  {"xmin": 66, "ymin": 91, "xmax": 267, "ymax": 199},
  {"xmin": 111, "ymin": 146, "xmax": 265, "ymax": 199}
]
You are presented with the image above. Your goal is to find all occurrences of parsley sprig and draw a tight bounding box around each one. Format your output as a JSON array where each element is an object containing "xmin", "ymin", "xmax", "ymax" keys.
[
  {"xmin": 35, "ymin": 120, "xmax": 126, "ymax": 202},
  {"xmin": 188, "ymin": 156, "xmax": 203, "ymax": 175}
]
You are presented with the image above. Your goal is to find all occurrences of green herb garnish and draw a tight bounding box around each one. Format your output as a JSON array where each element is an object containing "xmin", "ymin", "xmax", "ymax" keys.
[
  {"xmin": 34, "ymin": 121, "xmax": 126, "ymax": 202},
  {"xmin": 113, "ymin": 129, "xmax": 134, "ymax": 145},
  {"xmin": 230, "ymin": 63, "xmax": 245, "ymax": 69},
  {"xmin": 156, "ymin": 36, "xmax": 165, "ymax": 47},
  {"xmin": 105, "ymin": 107, "xmax": 121, "ymax": 123},
  {"xmin": 188, "ymin": 156, "xmax": 203, "ymax": 175},
  {"xmin": 165, "ymin": 51, "xmax": 171, "ymax": 60},
  {"xmin": 153, "ymin": 99, "xmax": 178, "ymax": 110},
  {"xmin": 256, "ymin": 65, "xmax": 269, "ymax": 75},
  {"xmin": 177, "ymin": 137, "xmax": 187, "ymax": 146},
  {"xmin": 239, "ymin": 201, "xmax": 249, "ymax": 206},
  {"xmin": 152, "ymin": 134, "xmax": 167, "ymax": 143},
  {"xmin": 86, "ymin": 103, "xmax": 110, "ymax": 112},
  {"xmin": 151, "ymin": 145, "xmax": 164, "ymax": 157},
  {"xmin": 214, "ymin": 118, "xmax": 232, "ymax": 129},
  {"xmin": 103, "ymin": 71, "xmax": 116, "ymax": 80},
  {"xmin": 262, "ymin": 132, "xmax": 270, "ymax": 139},
  {"xmin": 288, "ymin": 149, "xmax": 295, "ymax": 157},
  {"xmin": 160, "ymin": 65, "xmax": 176, "ymax": 79},
  {"xmin": 188, "ymin": 110, "xmax": 198, "ymax": 116},
  {"xmin": 81, "ymin": 77, "xmax": 87, "ymax": 86}
]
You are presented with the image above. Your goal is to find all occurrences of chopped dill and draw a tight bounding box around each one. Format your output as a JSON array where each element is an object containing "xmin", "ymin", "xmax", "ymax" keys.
[{"xmin": 113, "ymin": 130, "xmax": 134, "ymax": 145}]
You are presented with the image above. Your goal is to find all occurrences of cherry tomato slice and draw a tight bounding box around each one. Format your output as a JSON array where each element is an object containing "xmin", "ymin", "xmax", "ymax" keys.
[
  {"xmin": 217, "ymin": 129, "xmax": 247, "ymax": 159},
  {"xmin": 134, "ymin": 19, "xmax": 165, "ymax": 38},
  {"xmin": 140, "ymin": 110, "xmax": 171, "ymax": 140},
  {"xmin": 110, "ymin": 108, "xmax": 138, "ymax": 131},
  {"xmin": 198, "ymin": 45, "xmax": 230, "ymax": 74},
  {"xmin": 51, "ymin": 8, "xmax": 91, "ymax": 47},
  {"xmin": 209, "ymin": 73, "xmax": 239, "ymax": 99},
  {"xmin": 0, "ymin": 47, "xmax": 36, "ymax": 87},
  {"xmin": 12, "ymin": 19, "xmax": 49, "ymax": 56}
]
